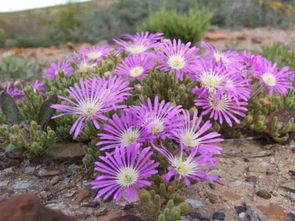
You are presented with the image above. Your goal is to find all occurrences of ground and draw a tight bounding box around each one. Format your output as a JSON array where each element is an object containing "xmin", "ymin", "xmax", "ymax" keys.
[{"xmin": 0, "ymin": 138, "xmax": 294, "ymax": 221}]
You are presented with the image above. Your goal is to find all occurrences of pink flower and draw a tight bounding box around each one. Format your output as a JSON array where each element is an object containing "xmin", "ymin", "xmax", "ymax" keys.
[
  {"xmin": 51, "ymin": 77, "xmax": 131, "ymax": 138},
  {"xmin": 172, "ymin": 110, "xmax": 223, "ymax": 155},
  {"xmin": 91, "ymin": 144, "xmax": 159, "ymax": 201},
  {"xmin": 155, "ymin": 39, "xmax": 198, "ymax": 80},
  {"xmin": 115, "ymin": 54, "xmax": 154, "ymax": 80},
  {"xmin": 154, "ymin": 145, "xmax": 218, "ymax": 186},
  {"xmin": 195, "ymin": 93, "xmax": 248, "ymax": 127},
  {"xmin": 252, "ymin": 57, "xmax": 293, "ymax": 96}
]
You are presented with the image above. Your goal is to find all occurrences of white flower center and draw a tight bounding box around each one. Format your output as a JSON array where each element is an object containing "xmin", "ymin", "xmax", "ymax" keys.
[
  {"xmin": 130, "ymin": 66, "xmax": 144, "ymax": 77},
  {"xmin": 87, "ymin": 51, "xmax": 102, "ymax": 60},
  {"xmin": 79, "ymin": 100, "xmax": 102, "ymax": 116},
  {"xmin": 78, "ymin": 62, "xmax": 93, "ymax": 73},
  {"xmin": 262, "ymin": 73, "xmax": 276, "ymax": 86},
  {"xmin": 116, "ymin": 167, "xmax": 138, "ymax": 187},
  {"xmin": 225, "ymin": 79, "xmax": 234, "ymax": 88},
  {"xmin": 171, "ymin": 157, "xmax": 196, "ymax": 177},
  {"xmin": 214, "ymin": 52, "xmax": 229, "ymax": 64},
  {"xmin": 209, "ymin": 95, "xmax": 229, "ymax": 111},
  {"xmin": 200, "ymin": 72, "xmax": 223, "ymax": 90},
  {"xmin": 180, "ymin": 130, "xmax": 200, "ymax": 147},
  {"xmin": 120, "ymin": 128, "xmax": 140, "ymax": 146},
  {"xmin": 149, "ymin": 118, "xmax": 164, "ymax": 134},
  {"xmin": 168, "ymin": 55, "xmax": 186, "ymax": 70},
  {"xmin": 127, "ymin": 44, "xmax": 147, "ymax": 54}
]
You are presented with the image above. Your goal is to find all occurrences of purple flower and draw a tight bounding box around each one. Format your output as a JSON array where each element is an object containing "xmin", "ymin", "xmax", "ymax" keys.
[
  {"xmin": 252, "ymin": 57, "xmax": 292, "ymax": 96},
  {"xmin": 114, "ymin": 32, "xmax": 161, "ymax": 55},
  {"xmin": 155, "ymin": 39, "xmax": 198, "ymax": 80},
  {"xmin": 201, "ymin": 42, "xmax": 244, "ymax": 70},
  {"xmin": 192, "ymin": 61, "xmax": 251, "ymax": 102},
  {"xmin": 154, "ymin": 145, "xmax": 218, "ymax": 186},
  {"xmin": 192, "ymin": 61, "xmax": 227, "ymax": 96},
  {"xmin": 51, "ymin": 77, "xmax": 130, "ymax": 138},
  {"xmin": 97, "ymin": 110, "xmax": 148, "ymax": 150},
  {"xmin": 172, "ymin": 110, "xmax": 223, "ymax": 155},
  {"xmin": 195, "ymin": 93, "xmax": 247, "ymax": 127},
  {"xmin": 44, "ymin": 61, "xmax": 73, "ymax": 80},
  {"xmin": 129, "ymin": 97, "xmax": 183, "ymax": 140},
  {"xmin": 4, "ymin": 83, "xmax": 24, "ymax": 101},
  {"xmin": 76, "ymin": 45, "xmax": 112, "ymax": 63},
  {"xmin": 91, "ymin": 144, "xmax": 159, "ymax": 201},
  {"xmin": 122, "ymin": 32, "xmax": 163, "ymax": 44},
  {"xmin": 115, "ymin": 54, "xmax": 154, "ymax": 80},
  {"xmin": 32, "ymin": 80, "xmax": 46, "ymax": 96}
]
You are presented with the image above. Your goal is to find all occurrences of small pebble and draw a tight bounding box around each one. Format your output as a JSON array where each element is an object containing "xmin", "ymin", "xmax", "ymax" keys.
[
  {"xmin": 185, "ymin": 199, "xmax": 203, "ymax": 209},
  {"xmin": 212, "ymin": 212, "xmax": 225, "ymax": 220},
  {"xmin": 24, "ymin": 166, "xmax": 35, "ymax": 174},
  {"xmin": 188, "ymin": 212, "xmax": 209, "ymax": 221},
  {"xmin": 50, "ymin": 176, "xmax": 60, "ymax": 185},
  {"xmin": 256, "ymin": 190, "xmax": 271, "ymax": 199}
]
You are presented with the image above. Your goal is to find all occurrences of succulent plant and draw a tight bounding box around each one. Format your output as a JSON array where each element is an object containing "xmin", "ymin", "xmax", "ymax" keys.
[
  {"xmin": 140, "ymin": 70, "xmax": 196, "ymax": 109},
  {"xmin": 158, "ymin": 200, "xmax": 189, "ymax": 221},
  {"xmin": 0, "ymin": 121, "xmax": 55, "ymax": 156}
]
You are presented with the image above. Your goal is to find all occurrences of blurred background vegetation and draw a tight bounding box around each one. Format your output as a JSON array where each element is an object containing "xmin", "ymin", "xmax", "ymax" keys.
[{"xmin": 0, "ymin": 0, "xmax": 294, "ymax": 48}]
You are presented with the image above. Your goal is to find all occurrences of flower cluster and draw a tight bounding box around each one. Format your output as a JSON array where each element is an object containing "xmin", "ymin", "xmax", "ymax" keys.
[{"xmin": 6, "ymin": 32, "xmax": 293, "ymax": 203}]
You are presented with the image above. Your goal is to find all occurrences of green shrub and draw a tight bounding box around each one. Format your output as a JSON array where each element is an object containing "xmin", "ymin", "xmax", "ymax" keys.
[
  {"xmin": 0, "ymin": 28, "xmax": 7, "ymax": 47},
  {"xmin": 0, "ymin": 55, "xmax": 42, "ymax": 80},
  {"xmin": 198, "ymin": 0, "xmax": 294, "ymax": 28},
  {"xmin": 139, "ymin": 5, "xmax": 213, "ymax": 44},
  {"xmin": 261, "ymin": 43, "xmax": 295, "ymax": 70}
]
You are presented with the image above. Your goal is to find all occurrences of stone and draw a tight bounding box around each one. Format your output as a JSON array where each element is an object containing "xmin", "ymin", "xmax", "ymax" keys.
[
  {"xmin": 280, "ymin": 181, "xmax": 295, "ymax": 193},
  {"xmin": 206, "ymin": 192, "xmax": 219, "ymax": 204},
  {"xmin": 81, "ymin": 201, "xmax": 100, "ymax": 208},
  {"xmin": 50, "ymin": 176, "xmax": 60, "ymax": 185},
  {"xmin": 181, "ymin": 216, "xmax": 190, "ymax": 221},
  {"xmin": 205, "ymin": 31, "xmax": 227, "ymax": 41},
  {"xmin": 4, "ymin": 144, "xmax": 24, "ymax": 160},
  {"xmin": 212, "ymin": 212, "xmax": 225, "ymax": 220},
  {"xmin": 252, "ymin": 37, "xmax": 263, "ymax": 44},
  {"xmin": 245, "ymin": 176, "xmax": 257, "ymax": 183},
  {"xmin": 94, "ymin": 207, "xmax": 108, "ymax": 216},
  {"xmin": 110, "ymin": 215, "xmax": 143, "ymax": 221},
  {"xmin": 75, "ymin": 190, "xmax": 91, "ymax": 203},
  {"xmin": 188, "ymin": 212, "xmax": 210, "ymax": 220},
  {"xmin": 0, "ymin": 193, "xmax": 77, "ymax": 221},
  {"xmin": 185, "ymin": 199, "xmax": 203, "ymax": 209},
  {"xmin": 46, "ymin": 143, "xmax": 85, "ymax": 160},
  {"xmin": 0, "ymin": 180, "xmax": 9, "ymax": 187},
  {"xmin": 257, "ymin": 203, "xmax": 286, "ymax": 220},
  {"xmin": 24, "ymin": 166, "xmax": 35, "ymax": 174},
  {"xmin": 12, "ymin": 179, "xmax": 34, "ymax": 190},
  {"xmin": 223, "ymin": 191, "xmax": 241, "ymax": 201},
  {"xmin": 256, "ymin": 190, "xmax": 271, "ymax": 199},
  {"xmin": 290, "ymin": 193, "xmax": 295, "ymax": 202}
]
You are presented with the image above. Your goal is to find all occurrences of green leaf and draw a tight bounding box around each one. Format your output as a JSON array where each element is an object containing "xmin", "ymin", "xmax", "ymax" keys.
[
  {"xmin": 37, "ymin": 95, "xmax": 58, "ymax": 129},
  {"xmin": 0, "ymin": 92, "xmax": 19, "ymax": 125}
]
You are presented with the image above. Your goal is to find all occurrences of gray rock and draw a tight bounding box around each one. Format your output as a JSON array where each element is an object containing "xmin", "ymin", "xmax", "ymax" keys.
[
  {"xmin": 181, "ymin": 216, "xmax": 190, "ymax": 221},
  {"xmin": 4, "ymin": 144, "xmax": 24, "ymax": 160},
  {"xmin": 212, "ymin": 212, "xmax": 225, "ymax": 220},
  {"xmin": 50, "ymin": 176, "xmax": 60, "ymax": 185},
  {"xmin": 280, "ymin": 181, "xmax": 295, "ymax": 193},
  {"xmin": 0, "ymin": 180, "xmax": 9, "ymax": 187},
  {"xmin": 24, "ymin": 166, "xmax": 35, "ymax": 174},
  {"xmin": 46, "ymin": 143, "xmax": 85, "ymax": 160},
  {"xmin": 37, "ymin": 168, "xmax": 48, "ymax": 176},
  {"xmin": 185, "ymin": 198, "xmax": 204, "ymax": 209},
  {"xmin": 290, "ymin": 193, "xmax": 295, "ymax": 202},
  {"xmin": 12, "ymin": 179, "xmax": 34, "ymax": 190}
]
